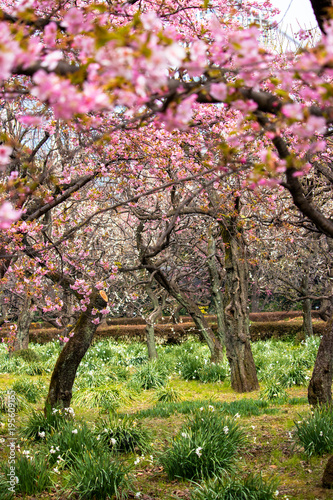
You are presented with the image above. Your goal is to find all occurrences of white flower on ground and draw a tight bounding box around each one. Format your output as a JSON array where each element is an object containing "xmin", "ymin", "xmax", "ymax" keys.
[
  {"xmin": 135, "ymin": 493, "xmax": 141, "ymax": 498},
  {"xmin": 181, "ymin": 432, "xmax": 189, "ymax": 438},
  {"xmin": 50, "ymin": 447, "xmax": 56, "ymax": 454},
  {"xmin": 223, "ymin": 426, "xmax": 229, "ymax": 434},
  {"xmin": 234, "ymin": 413, "xmax": 240, "ymax": 419},
  {"xmin": 134, "ymin": 457, "xmax": 140, "ymax": 465},
  {"xmin": 208, "ymin": 405, "xmax": 215, "ymax": 412},
  {"xmin": 72, "ymin": 429, "xmax": 78, "ymax": 434},
  {"xmin": 96, "ymin": 435, "xmax": 100, "ymax": 441},
  {"xmin": 110, "ymin": 438, "xmax": 117, "ymax": 445},
  {"xmin": 53, "ymin": 467, "xmax": 60, "ymax": 474},
  {"xmin": 22, "ymin": 450, "xmax": 30, "ymax": 456},
  {"xmin": 199, "ymin": 407, "xmax": 204, "ymax": 411},
  {"xmin": 38, "ymin": 431, "xmax": 46, "ymax": 438},
  {"xmin": 195, "ymin": 447, "xmax": 202, "ymax": 457}
]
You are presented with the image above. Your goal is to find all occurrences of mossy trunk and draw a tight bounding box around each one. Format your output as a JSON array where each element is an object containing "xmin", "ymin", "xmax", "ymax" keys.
[
  {"xmin": 13, "ymin": 296, "xmax": 32, "ymax": 351},
  {"xmin": 45, "ymin": 291, "xmax": 107, "ymax": 409},
  {"xmin": 308, "ymin": 315, "xmax": 333, "ymax": 406},
  {"xmin": 220, "ymin": 218, "xmax": 259, "ymax": 393}
]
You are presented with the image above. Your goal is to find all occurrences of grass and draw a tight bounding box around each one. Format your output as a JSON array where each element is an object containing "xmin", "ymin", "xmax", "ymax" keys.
[{"xmin": 0, "ymin": 337, "xmax": 331, "ymax": 500}]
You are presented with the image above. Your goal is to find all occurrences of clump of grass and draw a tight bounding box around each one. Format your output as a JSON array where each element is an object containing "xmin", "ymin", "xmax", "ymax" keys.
[
  {"xmin": 0, "ymin": 390, "xmax": 29, "ymax": 413},
  {"xmin": 96, "ymin": 414, "xmax": 152, "ymax": 454},
  {"xmin": 11, "ymin": 349, "xmax": 40, "ymax": 363},
  {"xmin": 45, "ymin": 420, "xmax": 105, "ymax": 467},
  {"xmin": 17, "ymin": 362, "xmax": 46, "ymax": 376},
  {"xmin": 1, "ymin": 453, "xmax": 51, "ymax": 495},
  {"xmin": 20, "ymin": 406, "xmax": 75, "ymax": 441},
  {"xmin": 160, "ymin": 407, "xmax": 247, "ymax": 480},
  {"xmin": 260, "ymin": 380, "xmax": 288, "ymax": 403},
  {"xmin": 65, "ymin": 449, "xmax": 131, "ymax": 499},
  {"xmin": 199, "ymin": 362, "xmax": 227, "ymax": 383},
  {"xmin": 293, "ymin": 405, "xmax": 333, "ymax": 456},
  {"xmin": 131, "ymin": 361, "xmax": 167, "ymax": 389},
  {"xmin": 191, "ymin": 473, "xmax": 279, "ymax": 500},
  {"xmin": 178, "ymin": 354, "xmax": 204, "ymax": 381},
  {"xmin": 11, "ymin": 378, "xmax": 45, "ymax": 403},
  {"xmin": 72, "ymin": 385, "xmax": 127, "ymax": 412},
  {"xmin": 279, "ymin": 359, "xmax": 308, "ymax": 387},
  {"xmin": 155, "ymin": 384, "xmax": 182, "ymax": 402}
]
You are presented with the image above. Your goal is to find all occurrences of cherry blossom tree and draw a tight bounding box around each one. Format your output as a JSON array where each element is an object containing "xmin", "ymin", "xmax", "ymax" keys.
[{"xmin": 0, "ymin": 0, "xmax": 333, "ymax": 408}]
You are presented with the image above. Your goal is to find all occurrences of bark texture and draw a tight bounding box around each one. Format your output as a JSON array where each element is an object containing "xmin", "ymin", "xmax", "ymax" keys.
[
  {"xmin": 13, "ymin": 296, "xmax": 33, "ymax": 351},
  {"xmin": 220, "ymin": 217, "xmax": 259, "ymax": 393},
  {"xmin": 45, "ymin": 291, "xmax": 107, "ymax": 409},
  {"xmin": 308, "ymin": 315, "xmax": 333, "ymax": 406}
]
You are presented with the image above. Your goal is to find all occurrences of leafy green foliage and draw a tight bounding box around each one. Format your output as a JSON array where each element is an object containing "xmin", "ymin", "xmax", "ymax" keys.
[
  {"xmin": 96, "ymin": 414, "xmax": 152, "ymax": 453},
  {"xmin": 179, "ymin": 354, "xmax": 204, "ymax": 381},
  {"xmin": 11, "ymin": 378, "xmax": 45, "ymax": 403},
  {"xmin": 1, "ymin": 453, "xmax": 51, "ymax": 495},
  {"xmin": 11, "ymin": 349, "xmax": 40, "ymax": 363},
  {"xmin": 20, "ymin": 406, "xmax": 74, "ymax": 441},
  {"xmin": 191, "ymin": 473, "xmax": 279, "ymax": 500},
  {"xmin": 260, "ymin": 381, "xmax": 288, "ymax": 402},
  {"xmin": 131, "ymin": 361, "xmax": 167, "ymax": 389},
  {"xmin": 45, "ymin": 420, "xmax": 105, "ymax": 467},
  {"xmin": 72, "ymin": 385, "xmax": 127, "ymax": 412},
  {"xmin": 293, "ymin": 405, "xmax": 333, "ymax": 456},
  {"xmin": 65, "ymin": 449, "xmax": 131, "ymax": 499},
  {"xmin": 160, "ymin": 408, "xmax": 247, "ymax": 480},
  {"xmin": 199, "ymin": 362, "xmax": 227, "ymax": 383},
  {"xmin": 0, "ymin": 390, "xmax": 29, "ymax": 413},
  {"xmin": 155, "ymin": 384, "xmax": 182, "ymax": 402}
]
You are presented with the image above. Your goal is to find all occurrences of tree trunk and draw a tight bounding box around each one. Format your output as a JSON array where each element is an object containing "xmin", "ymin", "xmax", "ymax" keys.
[
  {"xmin": 301, "ymin": 274, "xmax": 313, "ymax": 337},
  {"xmin": 220, "ymin": 217, "xmax": 259, "ymax": 393},
  {"xmin": 207, "ymin": 228, "xmax": 226, "ymax": 350},
  {"xmin": 13, "ymin": 295, "xmax": 33, "ymax": 351},
  {"xmin": 145, "ymin": 285, "xmax": 161, "ymax": 360},
  {"xmin": 45, "ymin": 290, "xmax": 107, "ymax": 409},
  {"xmin": 308, "ymin": 314, "xmax": 333, "ymax": 406}
]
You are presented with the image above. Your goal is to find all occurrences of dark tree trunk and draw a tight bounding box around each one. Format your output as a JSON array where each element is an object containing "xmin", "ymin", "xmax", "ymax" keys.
[
  {"xmin": 308, "ymin": 315, "xmax": 333, "ymax": 406},
  {"xmin": 13, "ymin": 295, "xmax": 33, "ymax": 351},
  {"xmin": 45, "ymin": 290, "xmax": 107, "ymax": 409},
  {"xmin": 309, "ymin": 0, "xmax": 332, "ymax": 32},
  {"xmin": 220, "ymin": 216, "xmax": 259, "ymax": 393}
]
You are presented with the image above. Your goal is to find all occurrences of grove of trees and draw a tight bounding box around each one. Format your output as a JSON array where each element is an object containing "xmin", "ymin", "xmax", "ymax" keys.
[{"xmin": 0, "ymin": 0, "xmax": 332, "ymax": 418}]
